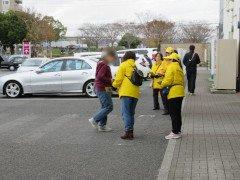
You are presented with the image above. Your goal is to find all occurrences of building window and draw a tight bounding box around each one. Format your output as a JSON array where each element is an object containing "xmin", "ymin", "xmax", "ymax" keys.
[{"xmin": 3, "ymin": 1, "xmax": 10, "ymax": 5}]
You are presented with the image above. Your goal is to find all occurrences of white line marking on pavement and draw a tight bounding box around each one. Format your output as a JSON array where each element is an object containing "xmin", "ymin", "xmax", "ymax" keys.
[
  {"xmin": 157, "ymin": 139, "xmax": 176, "ymax": 180},
  {"xmin": 138, "ymin": 115, "xmax": 156, "ymax": 118}
]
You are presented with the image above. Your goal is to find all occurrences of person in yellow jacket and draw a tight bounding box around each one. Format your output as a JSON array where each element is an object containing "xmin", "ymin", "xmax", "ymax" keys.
[
  {"xmin": 154, "ymin": 47, "xmax": 174, "ymax": 115},
  {"xmin": 157, "ymin": 47, "xmax": 174, "ymax": 76},
  {"xmin": 159, "ymin": 53, "xmax": 185, "ymax": 140},
  {"xmin": 149, "ymin": 53, "xmax": 163, "ymax": 110},
  {"xmin": 112, "ymin": 51, "xmax": 140, "ymax": 140},
  {"xmin": 156, "ymin": 56, "xmax": 172, "ymax": 115},
  {"xmin": 166, "ymin": 46, "xmax": 174, "ymax": 56}
]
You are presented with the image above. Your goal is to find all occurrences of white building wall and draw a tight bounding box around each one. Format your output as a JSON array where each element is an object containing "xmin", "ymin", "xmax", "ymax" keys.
[
  {"xmin": 219, "ymin": 0, "xmax": 240, "ymax": 90},
  {"xmin": 0, "ymin": 0, "xmax": 22, "ymax": 13},
  {"xmin": 1, "ymin": 0, "xmax": 11, "ymax": 13},
  {"xmin": 221, "ymin": 0, "xmax": 240, "ymax": 40},
  {"xmin": 230, "ymin": 0, "xmax": 240, "ymax": 41}
]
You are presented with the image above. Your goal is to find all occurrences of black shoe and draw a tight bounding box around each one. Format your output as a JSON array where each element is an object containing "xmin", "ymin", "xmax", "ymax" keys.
[{"xmin": 153, "ymin": 107, "xmax": 160, "ymax": 110}]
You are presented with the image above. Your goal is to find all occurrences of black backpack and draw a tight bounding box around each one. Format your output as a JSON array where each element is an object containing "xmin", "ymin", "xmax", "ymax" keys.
[{"xmin": 126, "ymin": 65, "xmax": 144, "ymax": 86}]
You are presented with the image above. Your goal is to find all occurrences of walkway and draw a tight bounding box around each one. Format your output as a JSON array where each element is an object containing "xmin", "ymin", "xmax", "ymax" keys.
[{"xmin": 166, "ymin": 69, "xmax": 240, "ymax": 180}]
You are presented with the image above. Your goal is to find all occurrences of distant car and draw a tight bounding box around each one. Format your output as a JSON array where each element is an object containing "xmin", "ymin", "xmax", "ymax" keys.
[
  {"xmin": 0, "ymin": 55, "xmax": 28, "ymax": 71},
  {"xmin": 0, "ymin": 57, "xmax": 109, "ymax": 98},
  {"xmin": 117, "ymin": 48, "xmax": 157, "ymax": 59},
  {"xmin": 88, "ymin": 53, "xmax": 151, "ymax": 77},
  {"xmin": 119, "ymin": 54, "xmax": 151, "ymax": 77},
  {"xmin": 17, "ymin": 58, "xmax": 50, "ymax": 73},
  {"xmin": 86, "ymin": 55, "xmax": 120, "ymax": 76}
]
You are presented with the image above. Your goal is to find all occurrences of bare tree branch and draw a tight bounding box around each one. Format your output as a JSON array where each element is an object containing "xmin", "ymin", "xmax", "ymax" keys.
[{"xmin": 179, "ymin": 21, "xmax": 213, "ymax": 43}]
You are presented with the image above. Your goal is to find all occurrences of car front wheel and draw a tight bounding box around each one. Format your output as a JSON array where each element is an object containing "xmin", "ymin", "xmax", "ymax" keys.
[
  {"xmin": 9, "ymin": 65, "xmax": 16, "ymax": 71},
  {"xmin": 4, "ymin": 81, "xmax": 23, "ymax": 98},
  {"xmin": 84, "ymin": 80, "xmax": 96, "ymax": 98}
]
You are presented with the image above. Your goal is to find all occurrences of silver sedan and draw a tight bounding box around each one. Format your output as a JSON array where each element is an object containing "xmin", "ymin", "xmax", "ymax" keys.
[{"xmin": 0, "ymin": 57, "xmax": 103, "ymax": 98}]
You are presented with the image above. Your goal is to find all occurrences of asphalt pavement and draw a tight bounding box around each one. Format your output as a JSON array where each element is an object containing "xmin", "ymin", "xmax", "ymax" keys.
[{"xmin": 0, "ymin": 69, "xmax": 171, "ymax": 180}]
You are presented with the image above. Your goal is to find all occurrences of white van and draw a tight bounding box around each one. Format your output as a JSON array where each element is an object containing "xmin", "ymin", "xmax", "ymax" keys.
[{"xmin": 74, "ymin": 52, "xmax": 102, "ymax": 58}]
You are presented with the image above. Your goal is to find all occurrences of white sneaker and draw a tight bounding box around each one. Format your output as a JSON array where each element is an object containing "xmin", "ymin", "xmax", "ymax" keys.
[
  {"xmin": 98, "ymin": 126, "xmax": 113, "ymax": 132},
  {"xmin": 165, "ymin": 132, "xmax": 182, "ymax": 140},
  {"xmin": 89, "ymin": 118, "xmax": 98, "ymax": 129}
]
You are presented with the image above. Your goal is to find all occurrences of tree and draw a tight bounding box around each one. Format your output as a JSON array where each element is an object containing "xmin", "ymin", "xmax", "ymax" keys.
[
  {"xmin": 0, "ymin": 11, "xmax": 27, "ymax": 54},
  {"xmin": 15, "ymin": 10, "xmax": 66, "ymax": 57},
  {"xmin": 16, "ymin": 10, "xmax": 67, "ymax": 43},
  {"xmin": 142, "ymin": 20, "xmax": 175, "ymax": 48},
  {"xmin": 79, "ymin": 22, "xmax": 139, "ymax": 49},
  {"xmin": 103, "ymin": 23, "xmax": 123, "ymax": 45},
  {"xmin": 179, "ymin": 22, "xmax": 213, "ymax": 43},
  {"xmin": 79, "ymin": 23, "xmax": 105, "ymax": 48},
  {"xmin": 118, "ymin": 33, "xmax": 141, "ymax": 49},
  {"xmin": 122, "ymin": 22, "xmax": 142, "ymax": 38},
  {"xmin": 15, "ymin": 11, "xmax": 42, "ymax": 43},
  {"xmin": 42, "ymin": 16, "xmax": 67, "ymax": 41}
]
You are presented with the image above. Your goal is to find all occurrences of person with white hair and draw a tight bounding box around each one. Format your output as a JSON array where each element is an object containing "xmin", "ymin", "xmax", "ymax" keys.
[{"xmin": 89, "ymin": 48, "xmax": 117, "ymax": 132}]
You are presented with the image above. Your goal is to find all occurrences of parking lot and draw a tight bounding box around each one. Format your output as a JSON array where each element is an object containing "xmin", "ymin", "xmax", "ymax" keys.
[{"xmin": 0, "ymin": 69, "xmax": 170, "ymax": 179}]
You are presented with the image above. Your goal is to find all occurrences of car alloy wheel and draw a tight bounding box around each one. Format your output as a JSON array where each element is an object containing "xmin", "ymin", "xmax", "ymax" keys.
[
  {"xmin": 9, "ymin": 66, "xmax": 15, "ymax": 71},
  {"xmin": 85, "ymin": 81, "xmax": 96, "ymax": 97},
  {"xmin": 5, "ymin": 82, "xmax": 21, "ymax": 98}
]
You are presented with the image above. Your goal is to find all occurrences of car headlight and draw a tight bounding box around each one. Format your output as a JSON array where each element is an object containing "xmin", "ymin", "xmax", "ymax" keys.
[{"xmin": 0, "ymin": 78, "xmax": 3, "ymax": 93}]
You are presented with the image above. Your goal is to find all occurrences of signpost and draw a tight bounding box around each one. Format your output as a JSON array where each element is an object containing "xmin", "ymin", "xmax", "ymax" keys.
[{"xmin": 22, "ymin": 41, "xmax": 31, "ymax": 57}]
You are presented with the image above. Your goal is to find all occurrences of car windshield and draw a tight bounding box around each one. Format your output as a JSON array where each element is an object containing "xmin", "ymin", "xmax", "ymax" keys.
[
  {"xmin": 22, "ymin": 59, "xmax": 43, "ymax": 67},
  {"xmin": 89, "ymin": 58, "xmax": 100, "ymax": 62}
]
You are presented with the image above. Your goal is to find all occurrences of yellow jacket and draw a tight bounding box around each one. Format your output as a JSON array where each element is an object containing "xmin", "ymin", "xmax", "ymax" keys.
[
  {"xmin": 157, "ymin": 60, "xmax": 171, "ymax": 76},
  {"xmin": 159, "ymin": 62, "xmax": 185, "ymax": 99},
  {"xmin": 151, "ymin": 62, "xmax": 163, "ymax": 89},
  {"xmin": 112, "ymin": 59, "xmax": 140, "ymax": 99}
]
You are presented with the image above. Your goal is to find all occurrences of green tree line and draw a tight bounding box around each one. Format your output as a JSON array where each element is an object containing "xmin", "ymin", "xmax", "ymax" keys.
[{"xmin": 0, "ymin": 10, "xmax": 67, "ymax": 54}]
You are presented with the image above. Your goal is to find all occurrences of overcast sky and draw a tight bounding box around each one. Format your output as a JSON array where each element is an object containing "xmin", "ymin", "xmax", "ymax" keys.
[{"xmin": 22, "ymin": 0, "xmax": 219, "ymax": 36}]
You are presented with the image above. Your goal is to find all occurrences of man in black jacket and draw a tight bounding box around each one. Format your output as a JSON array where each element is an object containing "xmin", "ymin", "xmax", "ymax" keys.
[{"xmin": 183, "ymin": 45, "xmax": 201, "ymax": 95}]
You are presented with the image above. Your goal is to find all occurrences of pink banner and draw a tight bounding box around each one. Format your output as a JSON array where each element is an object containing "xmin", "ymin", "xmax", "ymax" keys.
[{"xmin": 23, "ymin": 41, "xmax": 31, "ymax": 56}]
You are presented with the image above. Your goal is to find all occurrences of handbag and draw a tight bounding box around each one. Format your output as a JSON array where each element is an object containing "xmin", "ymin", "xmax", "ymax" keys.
[
  {"xmin": 162, "ymin": 84, "xmax": 182, "ymax": 96},
  {"xmin": 161, "ymin": 86, "xmax": 172, "ymax": 96},
  {"xmin": 125, "ymin": 64, "xmax": 144, "ymax": 86}
]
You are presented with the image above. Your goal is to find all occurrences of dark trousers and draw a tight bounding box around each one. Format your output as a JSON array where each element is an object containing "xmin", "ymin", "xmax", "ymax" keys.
[
  {"xmin": 160, "ymin": 90, "xmax": 169, "ymax": 112},
  {"xmin": 186, "ymin": 69, "xmax": 197, "ymax": 93},
  {"xmin": 153, "ymin": 89, "xmax": 160, "ymax": 109},
  {"xmin": 168, "ymin": 97, "xmax": 183, "ymax": 134}
]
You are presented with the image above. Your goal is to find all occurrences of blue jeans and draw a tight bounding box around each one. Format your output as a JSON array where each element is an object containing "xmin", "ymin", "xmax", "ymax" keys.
[
  {"xmin": 121, "ymin": 96, "xmax": 138, "ymax": 131},
  {"xmin": 93, "ymin": 91, "xmax": 113, "ymax": 127}
]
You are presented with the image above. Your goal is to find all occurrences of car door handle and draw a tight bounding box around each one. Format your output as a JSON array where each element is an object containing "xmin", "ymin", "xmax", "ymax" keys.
[
  {"xmin": 54, "ymin": 73, "xmax": 61, "ymax": 76},
  {"xmin": 81, "ymin": 72, "xmax": 88, "ymax": 75}
]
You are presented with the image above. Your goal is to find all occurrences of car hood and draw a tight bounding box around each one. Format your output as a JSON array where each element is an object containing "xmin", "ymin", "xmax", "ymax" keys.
[
  {"xmin": 17, "ymin": 66, "xmax": 38, "ymax": 73},
  {"xmin": 0, "ymin": 71, "xmax": 30, "ymax": 81}
]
